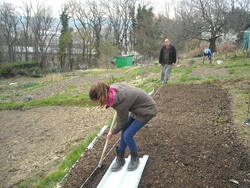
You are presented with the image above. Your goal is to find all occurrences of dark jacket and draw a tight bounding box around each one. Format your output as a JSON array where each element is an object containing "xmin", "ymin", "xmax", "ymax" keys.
[
  {"xmin": 110, "ymin": 82, "xmax": 157, "ymax": 134},
  {"xmin": 159, "ymin": 44, "xmax": 176, "ymax": 65}
]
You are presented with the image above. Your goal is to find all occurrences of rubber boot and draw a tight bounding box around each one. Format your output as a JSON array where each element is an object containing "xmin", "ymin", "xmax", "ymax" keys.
[
  {"xmin": 111, "ymin": 148, "xmax": 125, "ymax": 172},
  {"xmin": 127, "ymin": 152, "xmax": 139, "ymax": 171}
]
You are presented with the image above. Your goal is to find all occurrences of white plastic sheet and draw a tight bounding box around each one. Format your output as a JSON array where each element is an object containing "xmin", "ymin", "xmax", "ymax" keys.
[{"xmin": 97, "ymin": 155, "xmax": 149, "ymax": 188}]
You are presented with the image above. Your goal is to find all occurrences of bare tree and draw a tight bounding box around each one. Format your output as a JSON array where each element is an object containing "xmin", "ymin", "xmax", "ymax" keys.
[
  {"xmin": 177, "ymin": 0, "xmax": 231, "ymax": 52},
  {"xmin": 0, "ymin": 2, "xmax": 19, "ymax": 62},
  {"xmin": 86, "ymin": 0, "xmax": 105, "ymax": 60},
  {"xmin": 31, "ymin": 2, "xmax": 59, "ymax": 69},
  {"xmin": 228, "ymin": 0, "xmax": 250, "ymax": 34},
  {"xmin": 19, "ymin": 1, "xmax": 32, "ymax": 62},
  {"xmin": 102, "ymin": 0, "xmax": 123, "ymax": 53},
  {"xmin": 102, "ymin": 0, "xmax": 137, "ymax": 54},
  {"xmin": 68, "ymin": 0, "xmax": 96, "ymax": 68}
]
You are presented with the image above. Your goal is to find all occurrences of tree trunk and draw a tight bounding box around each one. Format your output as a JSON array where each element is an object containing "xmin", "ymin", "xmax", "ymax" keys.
[
  {"xmin": 209, "ymin": 38, "xmax": 217, "ymax": 52},
  {"xmin": 95, "ymin": 35, "xmax": 100, "ymax": 59},
  {"xmin": 60, "ymin": 55, "xmax": 66, "ymax": 72},
  {"xmin": 8, "ymin": 45, "xmax": 12, "ymax": 62},
  {"xmin": 25, "ymin": 46, "xmax": 29, "ymax": 62}
]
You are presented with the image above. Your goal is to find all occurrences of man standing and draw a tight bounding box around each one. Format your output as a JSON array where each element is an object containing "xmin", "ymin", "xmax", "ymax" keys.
[{"xmin": 159, "ymin": 39, "xmax": 176, "ymax": 83}]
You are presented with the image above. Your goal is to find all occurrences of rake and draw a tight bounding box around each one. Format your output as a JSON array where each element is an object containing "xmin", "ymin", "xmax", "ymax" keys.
[{"xmin": 98, "ymin": 111, "xmax": 117, "ymax": 168}]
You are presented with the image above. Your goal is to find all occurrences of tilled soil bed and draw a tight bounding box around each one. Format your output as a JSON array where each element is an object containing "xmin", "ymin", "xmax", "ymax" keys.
[
  {"xmin": 0, "ymin": 106, "xmax": 113, "ymax": 187},
  {"xmin": 64, "ymin": 83, "xmax": 250, "ymax": 188}
]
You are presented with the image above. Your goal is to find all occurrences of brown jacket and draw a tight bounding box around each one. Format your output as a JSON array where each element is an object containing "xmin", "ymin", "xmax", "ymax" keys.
[{"xmin": 111, "ymin": 82, "xmax": 157, "ymax": 134}]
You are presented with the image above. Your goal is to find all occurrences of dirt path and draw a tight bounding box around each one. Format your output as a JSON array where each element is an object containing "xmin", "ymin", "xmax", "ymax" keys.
[
  {"xmin": 0, "ymin": 106, "xmax": 113, "ymax": 188},
  {"xmin": 64, "ymin": 83, "xmax": 250, "ymax": 188},
  {"xmin": 189, "ymin": 67, "xmax": 229, "ymax": 78}
]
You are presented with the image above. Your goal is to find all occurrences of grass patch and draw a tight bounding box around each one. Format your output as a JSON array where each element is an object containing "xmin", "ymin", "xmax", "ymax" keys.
[
  {"xmin": 61, "ymin": 85, "xmax": 79, "ymax": 95},
  {"xmin": 149, "ymin": 64, "xmax": 161, "ymax": 73},
  {"xmin": 185, "ymin": 77, "xmax": 203, "ymax": 82},
  {"xmin": 176, "ymin": 67, "xmax": 194, "ymax": 83},
  {"xmin": 19, "ymin": 82, "xmax": 38, "ymax": 88},
  {"xmin": 107, "ymin": 76, "xmax": 126, "ymax": 84},
  {"xmin": 0, "ymin": 82, "xmax": 47, "ymax": 101},
  {"xmin": 0, "ymin": 93, "xmax": 96, "ymax": 110},
  {"xmin": 0, "ymin": 74, "xmax": 68, "ymax": 101},
  {"xmin": 58, "ymin": 132, "xmax": 97, "ymax": 171},
  {"xmin": 123, "ymin": 64, "xmax": 160, "ymax": 80},
  {"xmin": 67, "ymin": 85, "xmax": 77, "ymax": 89},
  {"xmin": 202, "ymin": 63, "xmax": 217, "ymax": 67},
  {"xmin": 124, "ymin": 66, "xmax": 144, "ymax": 78},
  {"xmin": 134, "ymin": 78, "xmax": 161, "ymax": 92}
]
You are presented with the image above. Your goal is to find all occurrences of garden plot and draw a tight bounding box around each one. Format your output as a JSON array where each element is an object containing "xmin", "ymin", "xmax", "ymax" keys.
[
  {"xmin": 1, "ymin": 74, "xmax": 109, "ymax": 102},
  {"xmin": 189, "ymin": 67, "xmax": 229, "ymax": 78},
  {"xmin": 0, "ymin": 106, "xmax": 113, "ymax": 187},
  {"xmin": 64, "ymin": 83, "xmax": 250, "ymax": 188}
]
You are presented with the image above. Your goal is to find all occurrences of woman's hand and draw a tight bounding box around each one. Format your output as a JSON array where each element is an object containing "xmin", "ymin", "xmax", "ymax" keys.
[{"xmin": 107, "ymin": 131, "xmax": 112, "ymax": 140}]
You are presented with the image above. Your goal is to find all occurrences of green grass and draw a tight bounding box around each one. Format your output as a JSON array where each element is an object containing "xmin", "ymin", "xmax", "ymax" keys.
[
  {"xmin": 67, "ymin": 85, "xmax": 77, "ymax": 89},
  {"xmin": 123, "ymin": 66, "xmax": 145, "ymax": 79},
  {"xmin": 225, "ymin": 60, "xmax": 250, "ymax": 75},
  {"xmin": 230, "ymin": 88, "xmax": 250, "ymax": 140},
  {"xmin": 0, "ymin": 79, "xmax": 67, "ymax": 101},
  {"xmin": 185, "ymin": 77, "xmax": 203, "ymax": 81},
  {"xmin": 0, "ymin": 93, "xmax": 96, "ymax": 110},
  {"xmin": 59, "ymin": 85, "xmax": 80, "ymax": 96},
  {"xmin": 123, "ymin": 64, "xmax": 160, "ymax": 80},
  {"xmin": 169, "ymin": 55, "xmax": 250, "ymax": 84},
  {"xmin": 134, "ymin": 78, "xmax": 161, "ymax": 92},
  {"xmin": 107, "ymin": 76, "xmax": 126, "ymax": 85},
  {"xmin": 176, "ymin": 67, "xmax": 194, "ymax": 83}
]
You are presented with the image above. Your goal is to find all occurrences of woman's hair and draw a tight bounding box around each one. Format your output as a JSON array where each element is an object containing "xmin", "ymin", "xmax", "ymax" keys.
[{"xmin": 89, "ymin": 82, "xmax": 109, "ymax": 107}]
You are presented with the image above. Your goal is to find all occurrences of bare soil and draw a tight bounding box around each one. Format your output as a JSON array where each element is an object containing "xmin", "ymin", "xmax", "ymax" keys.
[
  {"xmin": 189, "ymin": 67, "xmax": 229, "ymax": 78},
  {"xmin": 0, "ymin": 106, "xmax": 113, "ymax": 188},
  {"xmin": 64, "ymin": 83, "xmax": 250, "ymax": 188}
]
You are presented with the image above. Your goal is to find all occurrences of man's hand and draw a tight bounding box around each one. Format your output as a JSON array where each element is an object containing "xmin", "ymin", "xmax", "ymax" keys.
[{"xmin": 107, "ymin": 132, "xmax": 112, "ymax": 140}]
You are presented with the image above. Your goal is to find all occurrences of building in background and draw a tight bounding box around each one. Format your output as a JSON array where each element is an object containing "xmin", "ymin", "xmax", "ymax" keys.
[{"xmin": 242, "ymin": 24, "xmax": 250, "ymax": 50}]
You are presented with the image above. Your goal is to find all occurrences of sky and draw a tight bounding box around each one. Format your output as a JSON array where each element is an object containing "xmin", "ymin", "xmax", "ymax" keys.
[{"xmin": 3, "ymin": 0, "xmax": 176, "ymax": 18}]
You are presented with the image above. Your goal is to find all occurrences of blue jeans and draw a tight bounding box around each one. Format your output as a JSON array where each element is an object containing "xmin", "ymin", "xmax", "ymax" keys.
[{"xmin": 118, "ymin": 116, "xmax": 145, "ymax": 152}]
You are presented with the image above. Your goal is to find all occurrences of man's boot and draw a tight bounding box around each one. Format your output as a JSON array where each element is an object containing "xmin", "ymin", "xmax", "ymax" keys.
[
  {"xmin": 111, "ymin": 148, "xmax": 125, "ymax": 172},
  {"xmin": 127, "ymin": 152, "xmax": 139, "ymax": 171}
]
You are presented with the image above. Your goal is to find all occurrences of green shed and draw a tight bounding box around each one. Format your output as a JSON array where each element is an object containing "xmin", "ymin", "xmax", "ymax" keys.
[
  {"xmin": 114, "ymin": 55, "xmax": 133, "ymax": 68},
  {"xmin": 242, "ymin": 25, "xmax": 250, "ymax": 50}
]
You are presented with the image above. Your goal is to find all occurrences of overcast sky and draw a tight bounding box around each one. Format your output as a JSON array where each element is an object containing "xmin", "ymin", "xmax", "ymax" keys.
[{"xmin": 3, "ymin": 0, "xmax": 176, "ymax": 18}]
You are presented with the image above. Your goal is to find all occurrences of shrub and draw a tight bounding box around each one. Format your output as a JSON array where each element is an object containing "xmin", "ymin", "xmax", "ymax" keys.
[
  {"xmin": 45, "ymin": 68, "xmax": 57, "ymax": 74},
  {"xmin": 184, "ymin": 44, "xmax": 208, "ymax": 58},
  {"xmin": 0, "ymin": 62, "xmax": 42, "ymax": 78},
  {"xmin": 217, "ymin": 43, "xmax": 237, "ymax": 54}
]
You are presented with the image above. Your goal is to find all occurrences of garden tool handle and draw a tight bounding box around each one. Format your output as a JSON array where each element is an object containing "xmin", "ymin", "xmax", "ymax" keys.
[{"xmin": 98, "ymin": 111, "xmax": 117, "ymax": 167}]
